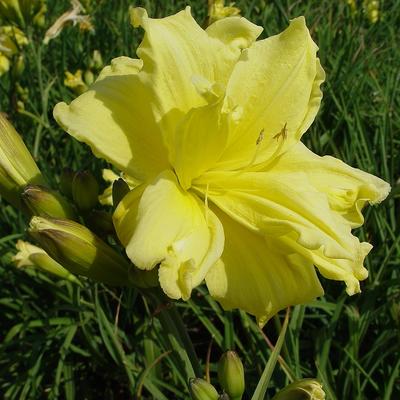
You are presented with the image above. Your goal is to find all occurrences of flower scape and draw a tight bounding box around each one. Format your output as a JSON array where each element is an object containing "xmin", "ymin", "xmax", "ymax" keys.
[{"xmin": 52, "ymin": 7, "xmax": 390, "ymax": 325}]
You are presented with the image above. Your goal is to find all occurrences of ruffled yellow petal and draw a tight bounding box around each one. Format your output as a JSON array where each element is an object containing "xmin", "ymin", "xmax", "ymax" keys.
[
  {"xmin": 216, "ymin": 17, "xmax": 324, "ymax": 170},
  {"xmin": 206, "ymin": 209, "xmax": 323, "ymax": 324},
  {"xmin": 271, "ymin": 143, "xmax": 390, "ymax": 227},
  {"xmin": 113, "ymin": 170, "xmax": 224, "ymax": 300},
  {"xmin": 194, "ymin": 168, "xmax": 370, "ymax": 293},
  {"xmin": 276, "ymin": 233, "xmax": 371, "ymax": 295},
  {"xmin": 206, "ymin": 16, "xmax": 262, "ymax": 49},
  {"xmin": 54, "ymin": 56, "xmax": 169, "ymax": 182},
  {"xmin": 130, "ymin": 7, "xmax": 262, "ymax": 146}
]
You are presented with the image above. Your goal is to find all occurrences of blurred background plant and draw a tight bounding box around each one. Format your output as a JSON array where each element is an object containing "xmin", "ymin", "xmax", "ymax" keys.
[{"xmin": 0, "ymin": 0, "xmax": 399, "ymax": 399}]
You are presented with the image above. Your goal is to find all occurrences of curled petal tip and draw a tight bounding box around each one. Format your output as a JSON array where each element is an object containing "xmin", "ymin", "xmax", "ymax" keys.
[{"xmin": 130, "ymin": 7, "xmax": 148, "ymax": 28}]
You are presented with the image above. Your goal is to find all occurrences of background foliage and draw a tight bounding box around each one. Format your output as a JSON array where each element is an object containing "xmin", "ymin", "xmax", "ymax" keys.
[{"xmin": 0, "ymin": 0, "xmax": 399, "ymax": 399}]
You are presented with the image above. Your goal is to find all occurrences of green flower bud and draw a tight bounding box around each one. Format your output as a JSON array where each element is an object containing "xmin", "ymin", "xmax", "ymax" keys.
[
  {"xmin": 85, "ymin": 209, "xmax": 114, "ymax": 235},
  {"xmin": 12, "ymin": 54, "xmax": 25, "ymax": 78},
  {"xmin": 60, "ymin": 167, "xmax": 75, "ymax": 198},
  {"xmin": 72, "ymin": 170, "xmax": 99, "ymax": 211},
  {"xmin": 84, "ymin": 69, "xmax": 94, "ymax": 85},
  {"xmin": 22, "ymin": 185, "xmax": 77, "ymax": 219},
  {"xmin": 189, "ymin": 378, "xmax": 219, "ymax": 400},
  {"xmin": 271, "ymin": 379, "xmax": 325, "ymax": 400},
  {"xmin": 218, "ymin": 351, "xmax": 245, "ymax": 400},
  {"xmin": 90, "ymin": 49, "xmax": 103, "ymax": 70},
  {"xmin": 112, "ymin": 178, "xmax": 130, "ymax": 208},
  {"xmin": 12, "ymin": 240, "xmax": 80, "ymax": 284},
  {"xmin": 0, "ymin": 113, "xmax": 46, "ymax": 208},
  {"xmin": 29, "ymin": 216, "xmax": 131, "ymax": 286}
]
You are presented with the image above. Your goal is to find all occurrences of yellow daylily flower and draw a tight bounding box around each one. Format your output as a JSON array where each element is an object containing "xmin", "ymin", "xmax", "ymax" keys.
[{"xmin": 54, "ymin": 8, "xmax": 390, "ymax": 323}]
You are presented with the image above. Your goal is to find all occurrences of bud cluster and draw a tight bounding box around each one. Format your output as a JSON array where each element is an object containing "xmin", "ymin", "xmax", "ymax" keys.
[
  {"xmin": 189, "ymin": 350, "xmax": 245, "ymax": 400},
  {"xmin": 0, "ymin": 115, "xmax": 157, "ymax": 289}
]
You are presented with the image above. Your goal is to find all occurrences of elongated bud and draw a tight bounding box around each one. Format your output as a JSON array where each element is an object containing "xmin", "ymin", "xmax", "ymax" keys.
[
  {"xmin": 90, "ymin": 49, "xmax": 103, "ymax": 70},
  {"xmin": 189, "ymin": 378, "xmax": 219, "ymax": 400},
  {"xmin": 12, "ymin": 240, "xmax": 80, "ymax": 284},
  {"xmin": 271, "ymin": 379, "xmax": 325, "ymax": 400},
  {"xmin": 29, "ymin": 216, "xmax": 131, "ymax": 286},
  {"xmin": 0, "ymin": 114, "xmax": 46, "ymax": 208},
  {"xmin": 12, "ymin": 54, "xmax": 25, "ymax": 78},
  {"xmin": 22, "ymin": 185, "xmax": 77, "ymax": 219},
  {"xmin": 84, "ymin": 69, "xmax": 94, "ymax": 85},
  {"xmin": 72, "ymin": 170, "xmax": 99, "ymax": 211},
  {"xmin": 60, "ymin": 167, "xmax": 75, "ymax": 198},
  {"xmin": 112, "ymin": 178, "xmax": 130, "ymax": 208},
  {"xmin": 218, "ymin": 351, "xmax": 245, "ymax": 400}
]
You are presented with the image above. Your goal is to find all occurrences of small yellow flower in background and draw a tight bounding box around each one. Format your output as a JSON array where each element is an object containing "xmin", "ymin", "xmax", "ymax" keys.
[
  {"xmin": 64, "ymin": 69, "xmax": 87, "ymax": 95},
  {"xmin": 99, "ymin": 168, "xmax": 140, "ymax": 206},
  {"xmin": 346, "ymin": 0, "xmax": 357, "ymax": 14},
  {"xmin": 12, "ymin": 240, "xmax": 80, "ymax": 284},
  {"xmin": 208, "ymin": 0, "xmax": 240, "ymax": 25},
  {"xmin": 363, "ymin": 0, "xmax": 379, "ymax": 23},
  {"xmin": 0, "ymin": 25, "xmax": 28, "ymax": 76},
  {"xmin": 346, "ymin": 0, "xmax": 380, "ymax": 24},
  {"xmin": 0, "ymin": 52, "xmax": 9, "ymax": 74},
  {"xmin": 44, "ymin": 0, "xmax": 92, "ymax": 45},
  {"xmin": 54, "ymin": 8, "xmax": 390, "ymax": 323},
  {"xmin": 98, "ymin": 168, "xmax": 119, "ymax": 206}
]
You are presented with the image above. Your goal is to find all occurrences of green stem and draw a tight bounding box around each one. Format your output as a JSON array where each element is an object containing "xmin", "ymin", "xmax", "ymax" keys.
[{"xmin": 144, "ymin": 288, "xmax": 202, "ymax": 380}]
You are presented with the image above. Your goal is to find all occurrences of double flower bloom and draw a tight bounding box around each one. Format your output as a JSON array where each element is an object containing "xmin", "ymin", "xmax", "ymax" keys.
[{"xmin": 53, "ymin": 7, "xmax": 389, "ymax": 324}]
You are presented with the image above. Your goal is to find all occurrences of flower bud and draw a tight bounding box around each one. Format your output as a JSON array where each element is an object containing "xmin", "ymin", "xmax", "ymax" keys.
[
  {"xmin": 0, "ymin": 0, "xmax": 24, "ymax": 26},
  {"xmin": 22, "ymin": 185, "xmax": 77, "ymax": 219},
  {"xmin": 218, "ymin": 351, "xmax": 245, "ymax": 400},
  {"xmin": 12, "ymin": 240, "xmax": 80, "ymax": 284},
  {"xmin": 60, "ymin": 167, "xmax": 75, "ymax": 198},
  {"xmin": 0, "ymin": 114, "xmax": 46, "ymax": 208},
  {"xmin": 112, "ymin": 178, "xmax": 130, "ymax": 208},
  {"xmin": 90, "ymin": 49, "xmax": 103, "ymax": 70},
  {"xmin": 84, "ymin": 69, "xmax": 94, "ymax": 85},
  {"xmin": 29, "ymin": 216, "xmax": 131, "ymax": 286},
  {"xmin": 271, "ymin": 379, "xmax": 325, "ymax": 400},
  {"xmin": 72, "ymin": 170, "xmax": 99, "ymax": 212},
  {"xmin": 85, "ymin": 209, "xmax": 114, "ymax": 235},
  {"xmin": 12, "ymin": 54, "xmax": 25, "ymax": 78},
  {"xmin": 189, "ymin": 378, "xmax": 219, "ymax": 400}
]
